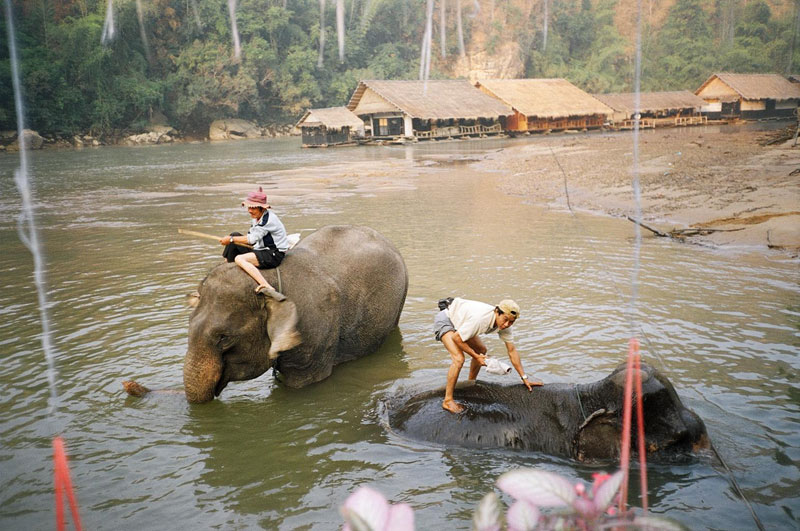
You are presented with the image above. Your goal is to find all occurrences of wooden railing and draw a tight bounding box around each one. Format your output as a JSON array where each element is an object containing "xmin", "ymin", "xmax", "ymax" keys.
[
  {"xmin": 413, "ymin": 123, "xmax": 503, "ymax": 139},
  {"xmin": 675, "ymin": 115, "xmax": 707, "ymax": 126},
  {"xmin": 620, "ymin": 118, "xmax": 655, "ymax": 129}
]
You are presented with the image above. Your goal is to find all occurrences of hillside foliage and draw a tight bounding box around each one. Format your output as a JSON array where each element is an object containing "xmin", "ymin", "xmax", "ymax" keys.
[{"xmin": 1, "ymin": 0, "xmax": 798, "ymax": 136}]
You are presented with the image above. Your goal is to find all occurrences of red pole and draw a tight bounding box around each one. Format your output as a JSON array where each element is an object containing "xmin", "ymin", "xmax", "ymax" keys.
[
  {"xmin": 632, "ymin": 340, "xmax": 649, "ymax": 512},
  {"xmin": 53, "ymin": 437, "xmax": 83, "ymax": 531},
  {"xmin": 618, "ymin": 339, "xmax": 636, "ymax": 513}
]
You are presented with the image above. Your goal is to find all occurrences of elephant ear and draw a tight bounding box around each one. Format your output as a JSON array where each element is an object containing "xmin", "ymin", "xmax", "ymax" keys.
[
  {"xmin": 572, "ymin": 409, "xmax": 621, "ymax": 462},
  {"xmin": 264, "ymin": 298, "xmax": 302, "ymax": 360}
]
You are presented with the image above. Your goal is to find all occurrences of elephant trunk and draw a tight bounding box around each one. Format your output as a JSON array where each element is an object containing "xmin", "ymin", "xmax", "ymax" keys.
[{"xmin": 183, "ymin": 348, "xmax": 223, "ymax": 404}]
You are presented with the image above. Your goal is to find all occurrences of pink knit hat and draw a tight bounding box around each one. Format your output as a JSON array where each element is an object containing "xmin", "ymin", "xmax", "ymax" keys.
[{"xmin": 242, "ymin": 186, "xmax": 270, "ymax": 208}]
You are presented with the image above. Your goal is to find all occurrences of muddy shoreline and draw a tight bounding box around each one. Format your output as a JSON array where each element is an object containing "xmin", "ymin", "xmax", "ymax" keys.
[{"xmin": 482, "ymin": 124, "xmax": 800, "ymax": 257}]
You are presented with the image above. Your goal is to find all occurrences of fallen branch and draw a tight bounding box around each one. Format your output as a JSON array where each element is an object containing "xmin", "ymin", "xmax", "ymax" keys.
[
  {"xmin": 624, "ymin": 216, "xmax": 670, "ymax": 237},
  {"xmin": 625, "ymin": 216, "xmax": 744, "ymax": 240},
  {"xmin": 670, "ymin": 227, "xmax": 745, "ymax": 236}
]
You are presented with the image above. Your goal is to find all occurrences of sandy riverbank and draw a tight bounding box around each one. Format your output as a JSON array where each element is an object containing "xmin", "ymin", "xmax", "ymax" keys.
[{"xmin": 482, "ymin": 124, "xmax": 799, "ymax": 256}]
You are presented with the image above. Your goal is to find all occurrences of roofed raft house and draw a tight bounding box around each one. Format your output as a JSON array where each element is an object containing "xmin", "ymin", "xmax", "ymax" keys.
[
  {"xmin": 295, "ymin": 106, "xmax": 366, "ymax": 147},
  {"xmin": 593, "ymin": 91, "xmax": 708, "ymax": 129},
  {"xmin": 695, "ymin": 73, "xmax": 800, "ymax": 120},
  {"xmin": 346, "ymin": 80, "xmax": 512, "ymax": 141},
  {"xmin": 475, "ymin": 78, "xmax": 612, "ymax": 133}
]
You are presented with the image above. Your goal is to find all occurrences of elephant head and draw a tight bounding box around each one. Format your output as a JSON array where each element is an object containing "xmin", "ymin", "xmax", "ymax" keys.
[
  {"xmin": 183, "ymin": 263, "xmax": 301, "ymax": 403},
  {"xmin": 573, "ymin": 362, "xmax": 710, "ymax": 462}
]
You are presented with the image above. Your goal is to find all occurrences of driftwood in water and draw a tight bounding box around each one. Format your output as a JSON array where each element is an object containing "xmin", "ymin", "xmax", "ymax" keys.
[
  {"xmin": 625, "ymin": 216, "xmax": 744, "ymax": 241},
  {"xmin": 625, "ymin": 216, "xmax": 670, "ymax": 237}
]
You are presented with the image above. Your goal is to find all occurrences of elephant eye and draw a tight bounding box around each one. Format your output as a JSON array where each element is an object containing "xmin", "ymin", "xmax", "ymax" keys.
[{"xmin": 218, "ymin": 334, "xmax": 235, "ymax": 349}]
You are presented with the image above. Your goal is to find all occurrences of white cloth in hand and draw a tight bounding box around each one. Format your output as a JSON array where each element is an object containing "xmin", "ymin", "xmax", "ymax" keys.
[{"xmin": 485, "ymin": 356, "xmax": 512, "ymax": 375}]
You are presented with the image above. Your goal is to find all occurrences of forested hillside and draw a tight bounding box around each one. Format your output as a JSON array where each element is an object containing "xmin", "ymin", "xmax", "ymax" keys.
[{"xmin": 1, "ymin": 0, "xmax": 798, "ymax": 138}]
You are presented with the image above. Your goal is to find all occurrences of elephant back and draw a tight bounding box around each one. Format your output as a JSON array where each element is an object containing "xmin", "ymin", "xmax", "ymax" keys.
[
  {"xmin": 263, "ymin": 225, "xmax": 407, "ymax": 370},
  {"xmin": 295, "ymin": 225, "xmax": 407, "ymax": 357}
]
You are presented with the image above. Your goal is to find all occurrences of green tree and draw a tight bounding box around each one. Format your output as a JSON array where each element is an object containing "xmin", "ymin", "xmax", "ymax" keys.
[
  {"xmin": 719, "ymin": 0, "xmax": 785, "ymax": 72},
  {"xmin": 645, "ymin": 0, "xmax": 715, "ymax": 91},
  {"xmin": 167, "ymin": 40, "xmax": 258, "ymax": 132}
]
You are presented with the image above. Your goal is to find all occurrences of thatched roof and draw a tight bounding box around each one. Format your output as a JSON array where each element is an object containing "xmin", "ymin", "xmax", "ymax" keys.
[
  {"xmin": 696, "ymin": 73, "xmax": 800, "ymax": 101},
  {"xmin": 347, "ymin": 80, "xmax": 512, "ymax": 120},
  {"xmin": 295, "ymin": 106, "xmax": 364, "ymax": 130},
  {"xmin": 476, "ymin": 78, "xmax": 613, "ymax": 119},
  {"xmin": 593, "ymin": 91, "xmax": 706, "ymax": 113}
]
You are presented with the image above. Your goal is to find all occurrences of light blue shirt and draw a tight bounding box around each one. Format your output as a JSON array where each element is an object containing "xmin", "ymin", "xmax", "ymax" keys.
[{"xmin": 247, "ymin": 210, "xmax": 289, "ymax": 252}]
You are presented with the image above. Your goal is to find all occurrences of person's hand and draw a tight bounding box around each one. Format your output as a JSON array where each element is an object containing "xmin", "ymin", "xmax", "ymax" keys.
[
  {"xmin": 220, "ymin": 236, "xmax": 229, "ymax": 245},
  {"xmin": 473, "ymin": 353, "xmax": 487, "ymax": 366},
  {"xmin": 522, "ymin": 376, "xmax": 543, "ymax": 392}
]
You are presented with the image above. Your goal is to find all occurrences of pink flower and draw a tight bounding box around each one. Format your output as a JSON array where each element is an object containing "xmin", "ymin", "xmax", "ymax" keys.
[
  {"xmin": 591, "ymin": 473, "xmax": 611, "ymax": 492},
  {"xmin": 341, "ymin": 486, "xmax": 414, "ymax": 531}
]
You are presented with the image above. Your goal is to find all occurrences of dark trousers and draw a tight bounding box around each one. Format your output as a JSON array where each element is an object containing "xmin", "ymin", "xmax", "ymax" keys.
[
  {"xmin": 222, "ymin": 232, "xmax": 285, "ymax": 269},
  {"xmin": 222, "ymin": 232, "xmax": 249, "ymax": 263}
]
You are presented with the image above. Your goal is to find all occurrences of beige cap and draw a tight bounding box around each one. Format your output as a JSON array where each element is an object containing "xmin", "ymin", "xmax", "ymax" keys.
[{"xmin": 497, "ymin": 299, "xmax": 520, "ymax": 318}]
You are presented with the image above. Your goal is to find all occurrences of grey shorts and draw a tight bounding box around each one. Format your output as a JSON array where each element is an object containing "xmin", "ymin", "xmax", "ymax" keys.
[{"xmin": 433, "ymin": 310, "xmax": 455, "ymax": 341}]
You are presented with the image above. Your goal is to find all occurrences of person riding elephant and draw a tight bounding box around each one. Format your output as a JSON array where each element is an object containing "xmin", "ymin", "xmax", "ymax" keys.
[
  {"xmin": 434, "ymin": 296, "xmax": 543, "ymax": 413},
  {"xmin": 181, "ymin": 225, "xmax": 408, "ymax": 403},
  {"xmin": 219, "ymin": 186, "xmax": 290, "ymax": 301}
]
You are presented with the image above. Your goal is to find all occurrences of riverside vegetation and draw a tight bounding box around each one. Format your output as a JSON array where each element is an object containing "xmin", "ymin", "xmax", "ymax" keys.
[{"xmin": 1, "ymin": 0, "xmax": 798, "ymax": 145}]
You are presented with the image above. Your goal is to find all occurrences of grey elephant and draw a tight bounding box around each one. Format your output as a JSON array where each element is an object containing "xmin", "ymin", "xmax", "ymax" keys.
[
  {"xmin": 181, "ymin": 225, "xmax": 408, "ymax": 403},
  {"xmin": 385, "ymin": 362, "xmax": 710, "ymax": 462}
]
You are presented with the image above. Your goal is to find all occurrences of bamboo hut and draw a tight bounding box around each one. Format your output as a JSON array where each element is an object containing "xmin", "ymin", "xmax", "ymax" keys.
[
  {"xmin": 295, "ymin": 107, "xmax": 366, "ymax": 147},
  {"xmin": 346, "ymin": 80, "xmax": 512, "ymax": 141},
  {"xmin": 475, "ymin": 78, "xmax": 613, "ymax": 133},
  {"xmin": 593, "ymin": 91, "xmax": 708, "ymax": 128},
  {"xmin": 695, "ymin": 73, "xmax": 800, "ymax": 120}
]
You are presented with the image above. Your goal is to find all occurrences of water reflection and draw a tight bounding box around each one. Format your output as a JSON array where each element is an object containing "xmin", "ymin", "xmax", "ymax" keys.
[{"xmin": 184, "ymin": 336, "xmax": 409, "ymax": 527}]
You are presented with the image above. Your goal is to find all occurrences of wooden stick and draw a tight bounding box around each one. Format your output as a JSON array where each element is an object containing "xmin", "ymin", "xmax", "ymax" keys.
[
  {"xmin": 625, "ymin": 215, "xmax": 670, "ymax": 238},
  {"xmin": 178, "ymin": 228, "xmax": 253, "ymax": 248},
  {"xmin": 625, "ymin": 217, "xmax": 745, "ymax": 241},
  {"xmin": 670, "ymin": 227, "xmax": 744, "ymax": 236}
]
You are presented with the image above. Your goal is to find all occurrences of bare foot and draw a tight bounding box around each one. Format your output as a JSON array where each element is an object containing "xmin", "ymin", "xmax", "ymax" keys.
[{"xmin": 442, "ymin": 400, "xmax": 465, "ymax": 414}]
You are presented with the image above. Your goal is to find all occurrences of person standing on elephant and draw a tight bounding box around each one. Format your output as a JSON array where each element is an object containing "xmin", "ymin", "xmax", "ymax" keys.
[
  {"xmin": 433, "ymin": 297, "xmax": 542, "ymax": 414},
  {"xmin": 219, "ymin": 186, "xmax": 290, "ymax": 301}
]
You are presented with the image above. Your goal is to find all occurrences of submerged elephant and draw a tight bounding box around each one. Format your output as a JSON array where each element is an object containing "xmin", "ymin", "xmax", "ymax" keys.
[
  {"xmin": 182, "ymin": 225, "xmax": 408, "ymax": 403},
  {"xmin": 385, "ymin": 362, "xmax": 710, "ymax": 462}
]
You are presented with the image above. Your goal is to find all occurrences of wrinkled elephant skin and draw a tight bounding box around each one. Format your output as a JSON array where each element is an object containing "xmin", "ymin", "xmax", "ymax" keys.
[
  {"xmin": 386, "ymin": 362, "xmax": 710, "ymax": 462},
  {"xmin": 183, "ymin": 225, "xmax": 408, "ymax": 403}
]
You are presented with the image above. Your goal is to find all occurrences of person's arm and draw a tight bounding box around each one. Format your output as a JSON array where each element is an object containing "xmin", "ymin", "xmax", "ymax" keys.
[
  {"xmin": 247, "ymin": 221, "xmax": 270, "ymax": 246},
  {"xmin": 452, "ymin": 332, "xmax": 486, "ymax": 365},
  {"xmin": 505, "ymin": 341, "xmax": 541, "ymax": 391}
]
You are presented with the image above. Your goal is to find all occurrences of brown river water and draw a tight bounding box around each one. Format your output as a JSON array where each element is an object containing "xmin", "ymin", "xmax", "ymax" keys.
[{"xmin": 0, "ymin": 134, "xmax": 797, "ymax": 529}]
